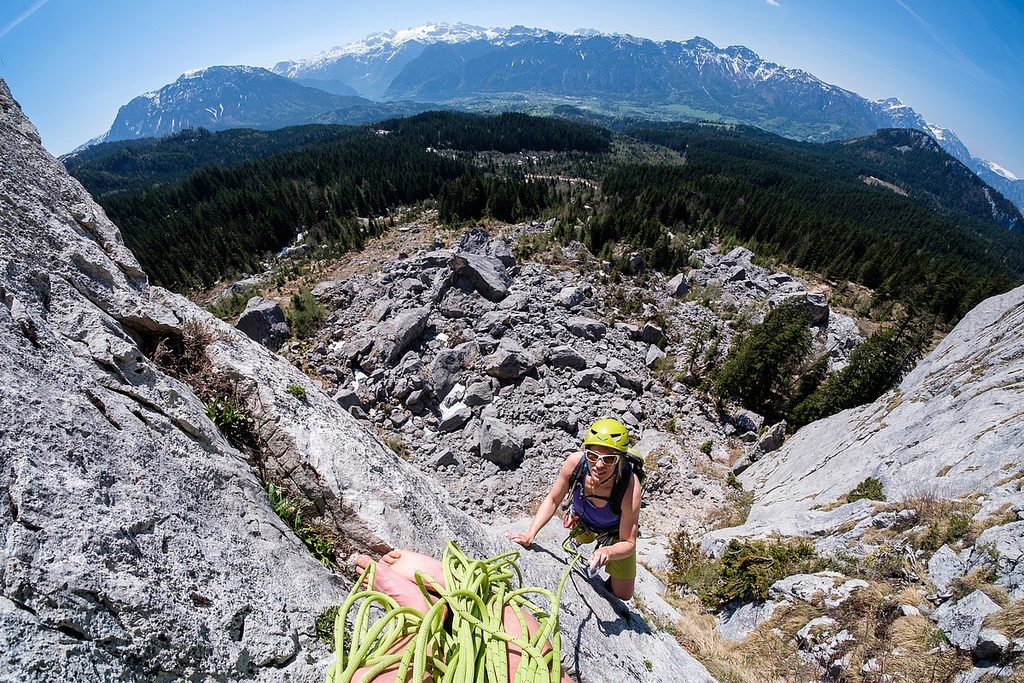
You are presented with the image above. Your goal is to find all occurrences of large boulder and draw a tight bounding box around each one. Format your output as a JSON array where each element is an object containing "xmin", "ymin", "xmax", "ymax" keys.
[
  {"xmin": 360, "ymin": 306, "xmax": 431, "ymax": 371},
  {"xmin": 475, "ymin": 416, "xmax": 524, "ymax": 466},
  {"xmin": 482, "ymin": 340, "xmax": 537, "ymax": 381},
  {"xmin": 236, "ymin": 296, "xmax": 290, "ymax": 350},
  {"xmin": 451, "ymin": 252, "xmax": 512, "ymax": 302}
]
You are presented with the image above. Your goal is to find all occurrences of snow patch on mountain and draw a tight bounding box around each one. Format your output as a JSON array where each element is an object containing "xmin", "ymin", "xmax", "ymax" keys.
[
  {"xmin": 275, "ymin": 22, "xmax": 503, "ymax": 76},
  {"xmin": 984, "ymin": 160, "xmax": 1019, "ymax": 182}
]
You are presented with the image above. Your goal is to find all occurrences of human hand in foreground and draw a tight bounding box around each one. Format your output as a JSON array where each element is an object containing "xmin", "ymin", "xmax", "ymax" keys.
[
  {"xmin": 506, "ymin": 530, "xmax": 534, "ymax": 548},
  {"xmin": 587, "ymin": 547, "xmax": 611, "ymax": 576}
]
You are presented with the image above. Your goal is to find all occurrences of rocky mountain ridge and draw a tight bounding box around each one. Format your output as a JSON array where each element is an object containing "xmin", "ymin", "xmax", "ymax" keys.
[{"xmin": 80, "ymin": 22, "xmax": 1023, "ymax": 215}]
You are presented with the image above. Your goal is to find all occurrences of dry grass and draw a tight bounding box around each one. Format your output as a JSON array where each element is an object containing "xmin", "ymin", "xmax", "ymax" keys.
[
  {"xmin": 703, "ymin": 487, "xmax": 754, "ymax": 530},
  {"xmin": 732, "ymin": 603, "xmax": 825, "ymax": 683},
  {"xmin": 882, "ymin": 615, "xmax": 972, "ymax": 682},
  {"xmin": 659, "ymin": 594, "xmax": 823, "ymax": 683},
  {"xmin": 986, "ymin": 599, "xmax": 1024, "ymax": 639},
  {"xmin": 659, "ymin": 569, "xmax": 976, "ymax": 683},
  {"xmin": 965, "ymin": 502, "xmax": 1019, "ymax": 544}
]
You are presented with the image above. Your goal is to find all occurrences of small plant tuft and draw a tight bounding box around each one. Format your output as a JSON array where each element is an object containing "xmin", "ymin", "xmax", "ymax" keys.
[
  {"xmin": 315, "ymin": 605, "xmax": 341, "ymax": 646},
  {"xmin": 381, "ymin": 433, "xmax": 410, "ymax": 460},
  {"xmin": 286, "ymin": 289, "xmax": 327, "ymax": 340},
  {"xmin": 846, "ymin": 476, "xmax": 886, "ymax": 503},
  {"xmin": 287, "ymin": 383, "xmax": 307, "ymax": 401},
  {"xmin": 267, "ymin": 483, "xmax": 337, "ymax": 566},
  {"xmin": 205, "ymin": 397, "xmax": 247, "ymax": 430}
]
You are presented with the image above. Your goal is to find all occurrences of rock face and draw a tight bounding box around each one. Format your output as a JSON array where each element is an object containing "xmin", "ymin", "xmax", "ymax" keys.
[
  {"xmin": 723, "ymin": 283, "xmax": 1024, "ymax": 540},
  {"xmin": 706, "ymin": 282, "xmax": 1024, "ymax": 613},
  {"xmin": 0, "ymin": 78, "xmax": 714, "ymax": 682}
]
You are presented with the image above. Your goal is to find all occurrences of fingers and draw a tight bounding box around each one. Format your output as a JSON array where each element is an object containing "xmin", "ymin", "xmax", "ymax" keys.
[
  {"xmin": 588, "ymin": 549, "xmax": 609, "ymax": 569},
  {"xmin": 505, "ymin": 531, "xmax": 530, "ymax": 547}
]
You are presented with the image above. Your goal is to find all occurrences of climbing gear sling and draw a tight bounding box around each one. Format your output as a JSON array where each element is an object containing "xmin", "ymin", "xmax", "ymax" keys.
[{"xmin": 562, "ymin": 448, "xmax": 647, "ymax": 552}]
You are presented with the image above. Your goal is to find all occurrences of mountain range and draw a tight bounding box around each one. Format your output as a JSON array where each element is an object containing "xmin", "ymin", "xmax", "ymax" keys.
[{"xmin": 82, "ymin": 22, "xmax": 1024, "ymax": 214}]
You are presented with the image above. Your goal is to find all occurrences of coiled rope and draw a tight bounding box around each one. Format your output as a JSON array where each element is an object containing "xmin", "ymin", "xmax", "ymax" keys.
[{"xmin": 327, "ymin": 540, "xmax": 581, "ymax": 683}]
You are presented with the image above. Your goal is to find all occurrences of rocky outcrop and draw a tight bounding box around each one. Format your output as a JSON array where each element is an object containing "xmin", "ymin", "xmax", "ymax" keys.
[
  {"xmin": 0, "ymin": 77, "xmax": 714, "ymax": 682},
  {"xmin": 720, "ymin": 283, "xmax": 1024, "ymax": 542}
]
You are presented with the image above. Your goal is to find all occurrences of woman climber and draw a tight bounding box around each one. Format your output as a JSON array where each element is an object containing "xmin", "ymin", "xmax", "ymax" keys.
[{"xmin": 507, "ymin": 418, "xmax": 642, "ymax": 601}]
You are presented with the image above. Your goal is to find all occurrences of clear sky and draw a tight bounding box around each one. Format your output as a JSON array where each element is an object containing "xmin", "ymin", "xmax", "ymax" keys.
[{"xmin": 1, "ymin": 0, "xmax": 1021, "ymax": 176}]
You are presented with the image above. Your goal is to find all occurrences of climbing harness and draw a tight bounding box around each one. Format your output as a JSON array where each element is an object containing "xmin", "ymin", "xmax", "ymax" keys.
[
  {"xmin": 328, "ymin": 540, "xmax": 581, "ymax": 683},
  {"xmin": 562, "ymin": 447, "xmax": 647, "ymax": 545}
]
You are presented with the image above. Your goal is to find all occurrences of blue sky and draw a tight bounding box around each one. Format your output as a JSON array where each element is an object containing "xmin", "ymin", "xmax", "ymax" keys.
[{"xmin": 1, "ymin": 0, "xmax": 1022, "ymax": 177}]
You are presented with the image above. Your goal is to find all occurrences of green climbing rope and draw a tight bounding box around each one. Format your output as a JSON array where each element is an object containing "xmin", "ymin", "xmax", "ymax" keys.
[{"xmin": 327, "ymin": 541, "xmax": 581, "ymax": 683}]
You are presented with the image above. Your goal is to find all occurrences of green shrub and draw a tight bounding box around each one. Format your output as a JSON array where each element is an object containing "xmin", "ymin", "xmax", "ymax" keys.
[
  {"xmin": 287, "ymin": 383, "xmax": 307, "ymax": 401},
  {"xmin": 668, "ymin": 532, "xmax": 826, "ymax": 609},
  {"xmin": 285, "ymin": 289, "xmax": 327, "ymax": 340},
  {"xmin": 699, "ymin": 440, "xmax": 714, "ymax": 455},
  {"xmin": 207, "ymin": 285, "xmax": 261, "ymax": 320},
  {"xmin": 846, "ymin": 477, "xmax": 886, "ymax": 503},
  {"xmin": 315, "ymin": 605, "xmax": 341, "ymax": 646},
  {"xmin": 267, "ymin": 483, "xmax": 336, "ymax": 566}
]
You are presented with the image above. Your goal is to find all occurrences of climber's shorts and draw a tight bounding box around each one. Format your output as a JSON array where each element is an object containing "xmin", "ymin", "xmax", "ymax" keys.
[{"xmin": 571, "ymin": 530, "xmax": 637, "ymax": 581}]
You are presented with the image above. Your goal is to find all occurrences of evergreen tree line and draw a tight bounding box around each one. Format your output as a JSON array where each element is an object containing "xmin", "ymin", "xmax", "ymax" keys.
[
  {"xmin": 593, "ymin": 161, "xmax": 1020, "ymax": 324},
  {"xmin": 73, "ymin": 112, "xmax": 614, "ymax": 291},
  {"xmin": 101, "ymin": 132, "xmax": 468, "ymax": 289},
  {"xmin": 714, "ymin": 298, "xmax": 931, "ymax": 429},
  {"xmin": 437, "ymin": 174, "xmax": 552, "ymax": 223},
  {"xmin": 65, "ymin": 125, "xmax": 361, "ymax": 200},
  {"xmin": 376, "ymin": 111, "xmax": 613, "ymax": 154},
  {"xmin": 69, "ymin": 112, "xmax": 1024, "ymax": 325}
]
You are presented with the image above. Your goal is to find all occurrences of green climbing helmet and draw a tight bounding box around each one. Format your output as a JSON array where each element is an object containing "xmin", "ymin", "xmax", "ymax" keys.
[{"xmin": 582, "ymin": 418, "xmax": 629, "ymax": 452}]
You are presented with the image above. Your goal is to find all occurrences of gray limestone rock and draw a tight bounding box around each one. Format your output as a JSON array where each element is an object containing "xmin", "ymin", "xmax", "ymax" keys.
[
  {"xmin": 438, "ymin": 404, "xmax": 473, "ymax": 433},
  {"xmin": 645, "ymin": 344, "xmax": 667, "ymax": 369},
  {"xmin": 640, "ymin": 322, "xmax": 666, "ymax": 345},
  {"xmin": 566, "ymin": 315, "xmax": 606, "ymax": 341},
  {"xmin": 333, "ymin": 388, "xmax": 363, "ymax": 411},
  {"xmin": 715, "ymin": 283, "xmax": 1024, "ymax": 541},
  {"xmin": 547, "ymin": 345, "xmax": 588, "ymax": 370},
  {"xmin": 236, "ymin": 296, "xmax": 290, "ymax": 351},
  {"xmin": 451, "ymin": 252, "xmax": 512, "ymax": 302},
  {"xmin": 362, "ymin": 306, "xmax": 431, "ymax": 371},
  {"xmin": 475, "ymin": 417, "xmax": 524, "ymax": 466},
  {"xmin": 430, "ymin": 341, "xmax": 480, "ymax": 400},
  {"xmin": 969, "ymin": 522, "xmax": 1024, "ymax": 599},
  {"xmin": 482, "ymin": 341, "xmax": 536, "ymax": 380},
  {"xmin": 463, "ymin": 379, "xmax": 494, "ymax": 407},
  {"xmin": 715, "ymin": 600, "xmax": 784, "ymax": 642},
  {"xmin": 667, "ymin": 272, "xmax": 689, "ymax": 297},
  {"xmin": 928, "ymin": 544, "xmax": 968, "ymax": 593},
  {"xmin": 935, "ymin": 590, "xmax": 1002, "ymax": 653}
]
